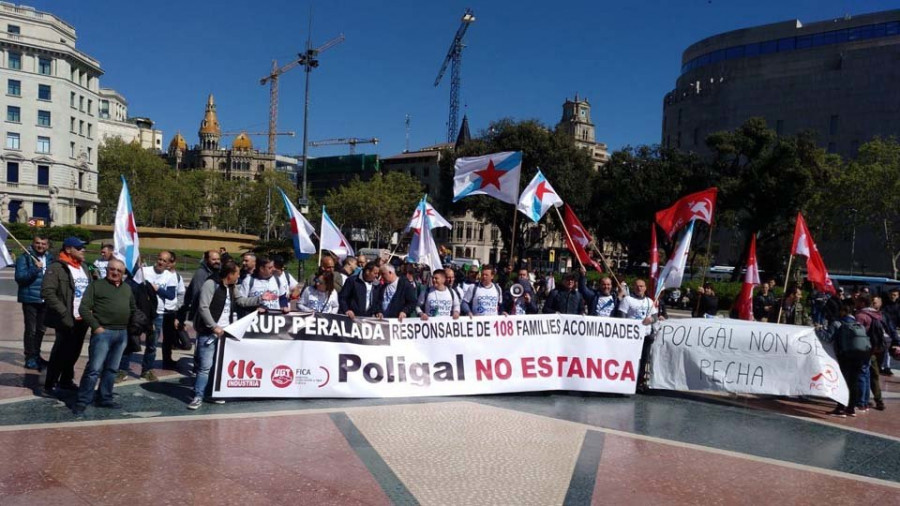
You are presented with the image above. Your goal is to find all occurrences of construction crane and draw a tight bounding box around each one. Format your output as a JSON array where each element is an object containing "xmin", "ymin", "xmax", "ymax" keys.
[
  {"xmin": 259, "ymin": 34, "xmax": 344, "ymax": 156},
  {"xmin": 221, "ymin": 131, "xmax": 296, "ymax": 138},
  {"xmin": 309, "ymin": 137, "xmax": 378, "ymax": 155},
  {"xmin": 434, "ymin": 9, "xmax": 475, "ymax": 143}
]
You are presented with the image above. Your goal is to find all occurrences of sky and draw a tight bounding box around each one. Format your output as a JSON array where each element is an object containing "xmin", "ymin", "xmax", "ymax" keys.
[{"xmin": 26, "ymin": 0, "xmax": 898, "ymax": 158}]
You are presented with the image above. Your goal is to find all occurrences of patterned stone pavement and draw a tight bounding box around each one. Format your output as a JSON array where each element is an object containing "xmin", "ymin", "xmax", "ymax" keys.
[{"xmin": 1, "ymin": 281, "xmax": 899, "ymax": 504}]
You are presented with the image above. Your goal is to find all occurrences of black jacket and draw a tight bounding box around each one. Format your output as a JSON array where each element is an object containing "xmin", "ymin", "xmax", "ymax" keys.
[
  {"xmin": 502, "ymin": 291, "xmax": 538, "ymax": 315},
  {"xmin": 372, "ymin": 278, "xmax": 418, "ymax": 318},
  {"xmin": 339, "ymin": 273, "xmax": 375, "ymax": 316},
  {"xmin": 543, "ymin": 288, "xmax": 584, "ymax": 315}
]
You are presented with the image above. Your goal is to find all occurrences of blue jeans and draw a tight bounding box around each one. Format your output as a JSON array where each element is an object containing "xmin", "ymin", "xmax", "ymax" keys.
[
  {"xmin": 858, "ymin": 358, "xmax": 871, "ymax": 408},
  {"xmin": 77, "ymin": 329, "xmax": 127, "ymax": 407},
  {"xmin": 141, "ymin": 314, "xmax": 163, "ymax": 373},
  {"xmin": 193, "ymin": 333, "xmax": 219, "ymax": 399}
]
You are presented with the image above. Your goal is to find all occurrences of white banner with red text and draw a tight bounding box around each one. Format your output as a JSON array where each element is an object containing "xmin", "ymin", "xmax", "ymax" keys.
[
  {"xmin": 648, "ymin": 318, "xmax": 849, "ymax": 405},
  {"xmin": 211, "ymin": 312, "xmax": 645, "ymax": 398}
]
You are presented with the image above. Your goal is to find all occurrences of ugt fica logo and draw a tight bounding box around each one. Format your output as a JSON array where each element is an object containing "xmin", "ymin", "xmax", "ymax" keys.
[
  {"xmin": 227, "ymin": 360, "xmax": 262, "ymax": 388},
  {"xmin": 270, "ymin": 365, "xmax": 294, "ymax": 389}
]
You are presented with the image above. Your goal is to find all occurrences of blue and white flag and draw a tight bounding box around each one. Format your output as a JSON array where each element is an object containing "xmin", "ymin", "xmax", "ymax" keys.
[
  {"xmin": 0, "ymin": 222, "xmax": 15, "ymax": 269},
  {"xmin": 655, "ymin": 221, "xmax": 695, "ymax": 301},
  {"xmin": 404, "ymin": 198, "xmax": 451, "ymax": 233},
  {"xmin": 278, "ymin": 188, "xmax": 316, "ymax": 260},
  {"xmin": 453, "ymin": 151, "xmax": 522, "ymax": 204},
  {"xmin": 406, "ymin": 198, "xmax": 444, "ymax": 273},
  {"xmin": 516, "ymin": 169, "xmax": 563, "ymax": 223},
  {"xmin": 320, "ymin": 206, "xmax": 354, "ymax": 261},
  {"xmin": 113, "ymin": 177, "xmax": 143, "ymax": 282}
]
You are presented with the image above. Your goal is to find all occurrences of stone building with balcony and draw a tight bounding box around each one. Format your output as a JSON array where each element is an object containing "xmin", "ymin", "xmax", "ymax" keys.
[{"xmin": 0, "ymin": 3, "xmax": 101, "ymax": 225}]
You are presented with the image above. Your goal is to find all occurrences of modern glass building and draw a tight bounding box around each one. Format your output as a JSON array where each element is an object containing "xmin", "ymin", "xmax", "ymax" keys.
[{"xmin": 662, "ymin": 10, "xmax": 900, "ymax": 160}]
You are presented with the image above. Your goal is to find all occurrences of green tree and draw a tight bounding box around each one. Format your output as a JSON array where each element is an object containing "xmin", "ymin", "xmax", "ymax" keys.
[
  {"xmin": 438, "ymin": 118, "xmax": 597, "ymax": 258},
  {"xmin": 324, "ymin": 172, "xmax": 423, "ymax": 248}
]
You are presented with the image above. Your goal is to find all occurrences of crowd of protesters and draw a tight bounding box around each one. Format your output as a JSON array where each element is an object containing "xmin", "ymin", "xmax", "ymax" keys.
[{"xmin": 12, "ymin": 235, "xmax": 897, "ymax": 415}]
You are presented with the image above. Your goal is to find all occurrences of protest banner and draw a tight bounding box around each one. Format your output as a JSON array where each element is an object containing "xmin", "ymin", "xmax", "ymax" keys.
[
  {"xmin": 212, "ymin": 312, "xmax": 645, "ymax": 398},
  {"xmin": 648, "ymin": 318, "xmax": 849, "ymax": 405}
]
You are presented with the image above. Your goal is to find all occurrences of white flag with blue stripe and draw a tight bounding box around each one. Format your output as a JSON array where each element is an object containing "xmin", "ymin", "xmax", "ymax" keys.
[
  {"xmin": 516, "ymin": 169, "xmax": 563, "ymax": 223},
  {"xmin": 453, "ymin": 151, "xmax": 522, "ymax": 204}
]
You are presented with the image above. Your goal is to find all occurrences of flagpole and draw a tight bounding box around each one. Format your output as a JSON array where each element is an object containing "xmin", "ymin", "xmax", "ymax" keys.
[
  {"xmin": 776, "ymin": 254, "xmax": 795, "ymax": 324},
  {"xmin": 509, "ymin": 204, "xmax": 519, "ymax": 268},
  {"xmin": 589, "ymin": 243, "xmax": 621, "ymax": 288},
  {"xmin": 553, "ymin": 206, "xmax": 585, "ymax": 271},
  {"xmin": 693, "ymin": 221, "xmax": 715, "ymax": 317},
  {"xmin": 1, "ymin": 224, "xmax": 38, "ymax": 261}
]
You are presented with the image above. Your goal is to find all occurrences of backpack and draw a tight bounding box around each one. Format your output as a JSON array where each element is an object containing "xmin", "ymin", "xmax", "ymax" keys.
[
  {"xmin": 867, "ymin": 317, "xmax": 889, "ymax": 353},
  {"xmin": 837, "ymin": 321, "xmax": 872, "ymax": 357},
  {"xmin": 248, "ymin": 274, "xmax": 281, "ymax": 293},
  {"xmin": 467, "ymin": 283, "xmax": 502, "ymax": 314}
]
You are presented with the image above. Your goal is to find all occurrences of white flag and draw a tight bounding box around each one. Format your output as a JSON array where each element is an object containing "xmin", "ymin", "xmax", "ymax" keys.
[
  {"xmin": 453, "ymin": 151, "xmax": 522, "ymax": 204},
  {"xmin": 406, "ymin": 198, "xmax": 444, "ymax": 273},
  {"xmin": 404, "ymin": 199, "xmax": 451, "ymax": 233},
  {"xmin": 655, "ymin": 221, "xmax": 695, "ymax": 301},
  {"xmin": 320, "ymin": 206, "xmax": 354, "ymax": 261},
  {"xmin": 0, "ymin": 222, "xmax": 15, "ymax": 269},
  {"xmin": 223, "ymin": 311, "xmax": 259, "ymax": 341},
  {"xmin": 113, "ymin": 177, "xmax": 143, "ymax": 282},
  {"xmin": 278, "ymin": 188, "xmax": 316, "ymax": 258},
  {"xmin": 516, "ymin": 169, "xmax": 563, "ymax": 223}
]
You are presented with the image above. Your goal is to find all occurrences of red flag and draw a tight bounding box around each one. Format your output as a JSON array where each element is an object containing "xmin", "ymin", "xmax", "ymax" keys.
[
  {"xmin": 563, "ymin": 204, "xmax": 603, "ymax": 272},
  {"xmin": 655, "ymin": 187, "xmax": 718, "ymax": 240},
  {"xmin": 791, "ymin": 213, "xmax": 836, "ymax": 294},
  {"xmin": 649, "ymin": 225, "xmax": 659, "ymax": 295},
  {"xmin": 735, "ymin": 234, "xmax": 760, "ymax": 320}
]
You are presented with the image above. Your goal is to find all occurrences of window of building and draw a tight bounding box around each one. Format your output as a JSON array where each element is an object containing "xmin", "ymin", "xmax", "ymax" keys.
[
  {"xmin": 6, "ymin": 105, "xmax": 20, "ymax": 123},
  {"xmin": 829, "ymin": 115, "xmax": 839, "ymax": 135},
  {"xmin": 78, "ymin": 96, "xmax": 84, "ymax": 111},
  {"xmin": 478, "ymin": 224, "xmax": 484, "ymax": 242},
  {"xmin": 87, "ymin": 99, "xmax": 92, "ymax": 115},
  {"xmin": 6, "ymin": 161, "xmax": 19, "ymax": 182},
  {"xmin": 7, "ymin": 24, "xmax": 20, "ymax": 34},
  {"xmin": 78, "ymin": 120, "xmax": 83, "ymax": 135},
  {"xmin": 7, "ymin": 79, "xmax": 20, "ymax": 96},
  {"xmin": 796, "ymin": 35, "xmax": 813, "ymax": 49},
  {"xmin": 70, "ymin": 91, "xmax": 75, "ymax": 108},
  {"xmin": 99, "ymin": 99, "xmax": 109, "ymax": 118},
  {"xmin": 776, "ymin": 37, "xmax": 796, "ymax": 52},
  {"xmin": 69, "ymin": 141, "xmax": 75, "ymax": 158},
  {"xmin": 7, "ymin": 51, "xmax": 21, "ymax": 70},
  {"xmin": 38, "ymin": 84, "xmax": 51, "ymax": 101},
  {"xmin": 37, "ymin": 110, "xmax": 50, "ymax": 127},
  {"xmin": 36, "ymin": 136, "xmax": 50, "ymax": 153},
  {"xmin": 466, "ymin": 224, "xmax": 472, "ymax": 240},
  {"xmin": 827, "ymin": 142, "xmax": 836, "ymax": 153},
  {"xmin": 78, "ymin": 172, "xmax": 85, "ymax": 189},
  {"xmin": 37, "ymin": 165, "xmax": 49, "ymax": 186},
  {"xmin": 6, "ymin": 132, "xmax": 20, "ymax": 150},
  {"xmin": 86, "ymin": 123, "xmax": 92, "ymax": 138},
  {"xmin": 32, "ymin": 202, "xmax": 49, "ymax": 222},
  {"xmin": 38, "ymin": 57, "xmax": 51, "ymax": 75},
  {"xmin": 86, "ymin": 147, "xmax": 92, "ymax": 162},
  {"xmin": 70, "ymin": 116, "xmax": 75, "ymax": 132},
  {"xmin": 455, "ymin": 224, "xmax": 463, "ymax": 241}
]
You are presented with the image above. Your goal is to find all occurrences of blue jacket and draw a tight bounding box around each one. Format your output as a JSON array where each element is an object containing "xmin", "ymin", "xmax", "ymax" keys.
[{"xmin": 15, "ymin": 248, "xmax": 51, "ymax": 304}]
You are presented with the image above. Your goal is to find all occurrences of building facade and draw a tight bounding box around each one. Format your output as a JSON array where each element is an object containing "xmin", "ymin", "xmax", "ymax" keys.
[
  {"xmin": 0, "ymin": 3, "xmax": 102, "ymax": 225},
  {"xmin": 97, "ymin": 88, "xmax": 163, "ymax": 151},
  {"xmin": 165, "ymin": 94, "xmax": 275, "ymax": 179},
  {"xmin": 557, "ymin": 95, "xmax": 609, "ymax": 169},
  {"xmin": 663, "ymin": 10, "xmax": 900, "ymax": 159}
]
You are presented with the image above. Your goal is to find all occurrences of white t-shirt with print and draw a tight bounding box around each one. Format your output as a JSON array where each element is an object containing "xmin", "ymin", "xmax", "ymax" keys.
[
  {"xmin": 424, "ymin": 288, "xmax": 459, "ymax": 317},
  {"xmin": 142, "ymin": 266, "xmax": 179, "ymax": 313},
  {"xmin": 619, "ymin": 295, "xmax": 657, "ymax": 336},
  {"xmin": 69, "ymin": 265, "xmax": 90, "ymax": 319},
  {"xmin": 464, "ymin": 283, "xmax": 501, "ymax": 316},
  {"xmin": 240, "ymin": 275, "xmax": 287, "ymax": 311}
]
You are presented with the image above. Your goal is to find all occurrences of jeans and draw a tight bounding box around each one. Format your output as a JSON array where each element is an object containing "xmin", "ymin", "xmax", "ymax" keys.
[
  {"xmin": 45, "ymin": 321, "xmax": 88, "ymax": 390},
  {"xmin": 838, "ymin": 355, "xmax": 865, "ymax": 410},
  {"xmin": 193, "ymin": 333, "xmax": 219, "ymax": 399},
  {"xmin": 21, "ymin": 303, "xmax": 47, "ymax": 359},
  {"xmin": 858, "ymin": 358, "xmax": 871, "ymax": 408},
  {"xmin": 76, "ymin": 329, "xmax": 127, "ymax": 407},
  {"xmin": 141, "ymin": 314, "xmax": 163, "ymax": 373}
]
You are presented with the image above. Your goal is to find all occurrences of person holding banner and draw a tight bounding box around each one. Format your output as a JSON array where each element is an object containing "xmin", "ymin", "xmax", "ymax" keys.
[
  {"xmin": 542, "ymin": 273, "xmax": 584, "ymax": 315},
  {"xmin": 239, "ymin": 255, "xmax": 289, "ymax": 314},
  {"xmin": 188, "ymin": 260, "xmax": 261, "ymax": 410},
  {"xmin": 616, "ymin": 278, "xmax": 662, "ymax": 390},
  {"xmin": 462, "ymin": 265, "xmax": 504, "ymax": 317},
  {"xmin": 577, "ymin": 268, "xmax": 619, "ymax": 317},
  {"xmin": 419, "ymin": 270, "xmax": 460, "ymax": 320},
  {"xmin": 339, "ymin": 261, "xmax": 380, "ymax": 319},
  {"xmin": 298, "ymin": 271, "xmax": 339, "ymax": 314},
  {"xmin": 373, "ymin": 264, "xmax": 417, "ymax": 320}
]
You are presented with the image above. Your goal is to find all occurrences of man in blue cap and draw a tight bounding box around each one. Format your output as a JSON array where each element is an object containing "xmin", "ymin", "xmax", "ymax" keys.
[{"xmin": 41, "ymin": 236, "xmax": 91, "ymax": 396}]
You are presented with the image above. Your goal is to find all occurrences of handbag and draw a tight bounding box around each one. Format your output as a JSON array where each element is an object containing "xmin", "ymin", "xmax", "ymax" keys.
[{"xmin": 175, "ymin": 327, "xmax": 192, "ymax": 351}]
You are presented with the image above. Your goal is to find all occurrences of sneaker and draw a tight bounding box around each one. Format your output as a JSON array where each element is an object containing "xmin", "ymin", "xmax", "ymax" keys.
[
  {"xmin": 211, "ymin": 399, "xmax": 225, "ymax": 405},
  {"xmin": 114, "ymin": 371, "xmax": 127, "ymax": 384},
  {"xmin": 187, "ymin": 397, "xmax": 202, "ymax": 410},
  {"xmin": 875, "ymin": 400, "xmax": 886, "ymax": 411},
  {"xmin": 72, "ymin": 405, "xmax": 86, "ymax": 417},
  {"xmin": 97, "ymin": 401, "xmax": 122, "ymax": 409},
  {"xmin": 140, "ymin": 371, "xmax": 158, "ymax": 382},
  {"xmin": 24, "ymin": 357, "xmax": 40, "ymax": 370}
]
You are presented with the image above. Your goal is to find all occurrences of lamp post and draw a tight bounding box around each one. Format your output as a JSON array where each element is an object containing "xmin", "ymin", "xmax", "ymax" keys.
[{"xmin": 850, "ymin": 208, "xmax": 858, "ymax": 275}]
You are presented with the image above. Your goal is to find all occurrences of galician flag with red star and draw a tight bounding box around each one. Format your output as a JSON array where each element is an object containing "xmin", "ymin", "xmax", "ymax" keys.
[
  {"xmin": 113, "ymin": 176, "xmax": 143, "ymax": 282},
  {"xmin": 406, "ymin": 197, "xmax": 443, "ymax": 273},
  {"xmin": 516, "ymin": 169, "xmax": 563, "ymax": 223},
  {"xmin": 320, "ymin": 206, "xmax": 354, "ymax": 261},
  {"xmin": 453, "ymin": 151, "xmax": 522, "ymax": 204}
]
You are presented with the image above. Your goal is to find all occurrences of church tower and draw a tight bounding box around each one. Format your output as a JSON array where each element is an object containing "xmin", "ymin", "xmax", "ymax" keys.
[
  {"xmin": 559, "ymin": 93, "xmax": 595, "ymax": 145},
  {"xmin": 198, "ymin": 94, "xmax": 221, "ymax": 150}
]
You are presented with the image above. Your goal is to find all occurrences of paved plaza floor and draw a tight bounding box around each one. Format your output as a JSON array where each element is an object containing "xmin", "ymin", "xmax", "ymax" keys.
[{"xmin": 1, "ymin": 270, "xmax": 898, "ymax": 504}]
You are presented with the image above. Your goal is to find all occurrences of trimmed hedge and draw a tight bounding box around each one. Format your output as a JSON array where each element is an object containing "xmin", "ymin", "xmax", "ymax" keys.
[{"xmin": 3, "ymin": 222, "xmax": 92, "ymax": 245}]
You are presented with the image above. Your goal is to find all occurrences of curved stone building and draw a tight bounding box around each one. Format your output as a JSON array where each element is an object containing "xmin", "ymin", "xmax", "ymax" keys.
[{"xmin": 662, "ymin": 10, "xmax": 900, "ymax": 159}]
